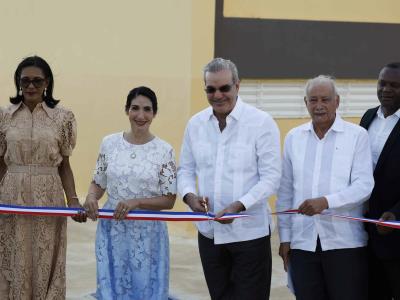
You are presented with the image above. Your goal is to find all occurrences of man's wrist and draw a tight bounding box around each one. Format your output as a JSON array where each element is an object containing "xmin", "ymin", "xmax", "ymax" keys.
[
  {"xmin": 183, "ymin": 193, "xmax": 196, "ymax": 204},
  {"xmin": 233, "ymin": 201, "xmax": 245, "ymax": 212},
  {"xmin": 321, "ymin": 197, "xmax": 329, "ymax": 209}
]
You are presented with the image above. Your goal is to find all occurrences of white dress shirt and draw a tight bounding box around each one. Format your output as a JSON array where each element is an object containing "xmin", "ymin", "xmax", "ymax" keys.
[
  {"xmin": 277, "ymin": 115, "xmax": 374, "ymax": 251},
  {"xmin": 178, "ymin": 97, "xmax": 281, "ymax": 244},
  {"xmin": 368, "ymin": 106, "xmax": 400, "ymax": 170}
]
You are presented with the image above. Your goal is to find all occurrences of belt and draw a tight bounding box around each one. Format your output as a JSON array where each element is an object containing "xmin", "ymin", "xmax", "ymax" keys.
[{"xmin": 7, "ymin": 165, "xmax": 58, "ymax": 175}]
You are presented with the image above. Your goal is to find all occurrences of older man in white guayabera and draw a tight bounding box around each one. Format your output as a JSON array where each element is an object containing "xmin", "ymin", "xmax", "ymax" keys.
[{"xmin": 277, "ymin": 75, "xmax": 374, "ymax": 300}]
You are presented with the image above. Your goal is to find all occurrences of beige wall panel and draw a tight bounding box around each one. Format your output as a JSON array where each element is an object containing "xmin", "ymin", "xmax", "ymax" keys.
[
  {"xmin": 190, "ymin": 1, "xmax": 216, "ymax": 116},
  {"xmin": 0, "ymin": 0, "xmax": 216, "ymax": 222},
  {"xmin": 0, "ymin": 1, "xmax": 198, "ymax": 210},
  {"xmin": 182, "ymin": 1, "xmax": 215, "ymax": 230},
  {"xmin": 224, "ymin": 0, "xmax": 400, "ymax": 24}
]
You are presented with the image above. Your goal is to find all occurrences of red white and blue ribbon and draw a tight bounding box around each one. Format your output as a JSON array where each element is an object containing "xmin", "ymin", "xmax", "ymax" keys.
[
  {"xmin": 274, "ymin": 209, "xmax": 400, "ymax": 230},
  {"xmin": 1, "ymin": 204, "xmax": 399, "ymax": 228},
  {"xmin": 0, "ymin": 203, "xmax": 248, "ymax": 221}
]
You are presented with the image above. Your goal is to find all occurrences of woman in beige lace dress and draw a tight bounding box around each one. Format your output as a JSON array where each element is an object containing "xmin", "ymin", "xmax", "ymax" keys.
[{"xmin": 0, "ymin": 56, "xmax": 85, "ymax": 299}]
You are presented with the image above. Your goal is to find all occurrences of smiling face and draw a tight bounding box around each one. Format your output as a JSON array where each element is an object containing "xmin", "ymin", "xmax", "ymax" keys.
[
  {"xmin": 305, "ymin": 82, "xmax": 339, "ymax": 130},
  {"xmin": 19, "ymin": 66, "xmax": 48, "ymax": 106},
  {"xmin": 126, "ymin": 95, "xmax": 155, "ymax": 133},
  {"xmin": 377, "ymin": 67, "xmax": 400, "ymax": 117},
  {"xmin": 204, "ymin": 69, "xmax": 239, "ymax": 119}
]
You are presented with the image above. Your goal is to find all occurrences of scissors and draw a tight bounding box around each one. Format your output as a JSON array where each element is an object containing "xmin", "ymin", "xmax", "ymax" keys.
[{"xmin": 203, "ymin": 196, "xmax": 212, "ymax": 223}]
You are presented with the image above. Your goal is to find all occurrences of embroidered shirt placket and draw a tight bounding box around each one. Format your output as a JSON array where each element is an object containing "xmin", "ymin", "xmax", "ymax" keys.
[
  {"xmin": 312, "ymin": 133, "xmax": 325, "ymax": 243},
  {"xmin": 213, "ymin": 116, "xmax": 228, "ymax": 215}
]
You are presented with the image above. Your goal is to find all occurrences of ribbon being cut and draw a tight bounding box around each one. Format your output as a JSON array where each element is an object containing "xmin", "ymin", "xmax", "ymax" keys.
[
  {"xmin": 1, "ymin": 203, "xmax": 400, "ymax": 229},
  {"xmin": 274, "ymin": 209, "xmax": 400, "ymax": 230},
  {"xmin": 0, "ymin": 203, "xmax": 247, "ymax": 221}
]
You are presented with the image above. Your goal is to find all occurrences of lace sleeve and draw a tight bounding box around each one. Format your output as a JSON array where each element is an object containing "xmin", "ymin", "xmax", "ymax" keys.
[
  {"xmin": 159, "ymin": 147, "xmax": 177, "ymax": 195},
  {"xmin": 93, "ymin": 140, "xmax": 108, "ymax": 189},
  {"xmin": 60, "ymin": 110, "xmax": 77, "ymax": 156},
  {"xmin": 0, "ymin": 109, "xmax": 6, "ymax": 156}
]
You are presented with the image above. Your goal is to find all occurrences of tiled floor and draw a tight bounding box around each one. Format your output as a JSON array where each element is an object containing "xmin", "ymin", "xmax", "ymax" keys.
[{"xmin": 66, "ymin": 220, "xmax": 294, "ymax": 300}]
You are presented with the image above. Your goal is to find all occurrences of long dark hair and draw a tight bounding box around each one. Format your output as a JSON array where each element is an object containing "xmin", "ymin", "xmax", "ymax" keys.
[{"xmin": 10, "ymin": 56, "xmax": 60, "ymax": 108}]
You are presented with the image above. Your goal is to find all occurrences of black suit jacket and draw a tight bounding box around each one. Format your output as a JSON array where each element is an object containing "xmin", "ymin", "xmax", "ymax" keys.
[{"xmin": 360, "ymin": 106, "xmax": 400, "ymax": 259}]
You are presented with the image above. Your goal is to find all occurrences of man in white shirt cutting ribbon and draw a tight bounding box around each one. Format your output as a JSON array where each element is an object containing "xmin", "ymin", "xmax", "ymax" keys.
[{"xmin": 178, "ymin": 58, "xmax": 281, "ymax": 300}]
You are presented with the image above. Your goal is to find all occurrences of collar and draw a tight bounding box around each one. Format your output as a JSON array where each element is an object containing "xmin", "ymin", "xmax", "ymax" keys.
[
  {"xmin": 206, "ymin": 96, "xmax": 244, "ymax": 121},
  {"xmin": 302, "ymin": 114, "xmax": 345, "ymax": 133},
  {"xmin": 7, "ymin": 101, "xmax": 55, "ymax": 119},
  {"xmin": 377, "ymin": 106, "xmax": 400, "ymax": 119},
  {"xmin": 41, "ymin": 101, "xmax": 56, "ymax": 119},
  {"xmin": 7, "ymin": 102, "xmax": 23, "ymax": 115}
]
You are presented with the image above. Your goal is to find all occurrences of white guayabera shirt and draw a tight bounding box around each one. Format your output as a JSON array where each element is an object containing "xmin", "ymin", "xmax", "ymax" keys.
[
  {"xmin": 368, "ymin": 107, "xmax": 400, "ymax": 170},
  {"xmin": 178, "ymin": 97, "xmax": 281, "ymax": 244},
  {"xmin": 277, "ymin": 115, "xmax": 374, "ymax": 251}
]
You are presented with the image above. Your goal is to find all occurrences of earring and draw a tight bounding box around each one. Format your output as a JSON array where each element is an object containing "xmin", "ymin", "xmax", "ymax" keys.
[
  {"xmin": 44, "ymin": 88, "xmax": 47, "ymax": 97},
  {"xmin": 18, "ymin": 88, "xmax": 22, "ymax": 96}
]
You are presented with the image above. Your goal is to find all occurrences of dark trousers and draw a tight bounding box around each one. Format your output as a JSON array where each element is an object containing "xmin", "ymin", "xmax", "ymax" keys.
[
  {"xmin": 368, "ymin": 249, "xmax": 400, "ymax": 300},
  {"xmin": 198, "ymin": 233, "xmax": 271, "ymax": 300},
  {"xmin": 290, "ymin": 240, "xmax": 368, "ymax": 300}
]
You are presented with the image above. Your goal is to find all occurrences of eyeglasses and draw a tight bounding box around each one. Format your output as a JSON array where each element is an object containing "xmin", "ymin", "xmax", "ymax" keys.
[
  {"xmin": 20, "ymin": 77, "xmax": 46, "ymax": 88},
  {"xmin": 204, "ymin": 83, "xmax": 234, "ymax": 94}
]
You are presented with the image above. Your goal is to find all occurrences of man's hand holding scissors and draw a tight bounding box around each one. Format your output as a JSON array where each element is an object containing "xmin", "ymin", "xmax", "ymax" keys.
[{"xmin": 183, "ymin": 193, "xmax": 209, "ymax": 214}]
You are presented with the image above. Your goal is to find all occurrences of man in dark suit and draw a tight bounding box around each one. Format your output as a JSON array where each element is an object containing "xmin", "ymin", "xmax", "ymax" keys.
[{"xmin": 360, "ymin": 62, "xmax": 400, "ymax": 300}]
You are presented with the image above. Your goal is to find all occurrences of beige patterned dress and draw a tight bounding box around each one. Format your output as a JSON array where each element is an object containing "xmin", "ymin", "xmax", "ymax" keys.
[{"xmin": 0, "ymin": 102, "xmax": 76, "ymax": 300}]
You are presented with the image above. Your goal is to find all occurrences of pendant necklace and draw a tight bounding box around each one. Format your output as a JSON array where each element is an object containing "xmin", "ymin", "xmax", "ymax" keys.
[
  {"xmin": 124, "ymin": 132, "xmax": 137, "ymax": 159},
  {"xmin": 125, "ymin": 131, "xmax": 153, "ymax": 159}
]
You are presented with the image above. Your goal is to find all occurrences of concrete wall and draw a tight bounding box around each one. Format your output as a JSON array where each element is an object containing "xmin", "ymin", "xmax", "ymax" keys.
[{"xmin": 0, "ymin": 1, "xmax": 214, "ymax": 215}]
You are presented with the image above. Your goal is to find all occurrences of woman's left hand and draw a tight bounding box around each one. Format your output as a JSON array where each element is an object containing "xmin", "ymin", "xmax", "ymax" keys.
[{"xmin": 114, "ymin": 199, "xmax": 140, "ymax": 221}]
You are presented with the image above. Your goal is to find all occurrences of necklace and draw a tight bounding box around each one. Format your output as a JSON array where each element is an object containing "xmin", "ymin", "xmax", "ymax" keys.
[{"xmin": 123, "ymin": 131, "xmax": 154, "ymax": 159}]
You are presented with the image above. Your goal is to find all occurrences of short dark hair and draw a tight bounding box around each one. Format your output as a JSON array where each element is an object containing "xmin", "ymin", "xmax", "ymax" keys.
[
  {"xmin": 125, "ymin": 86, "xmax": 158, "ymax": 114},
  {"xmin": 10, "ymin": 56, "xmax": 59, "ymax": 108},
  {"xmin": 385, "ymin": 62, "xmax": 400, "ymax": 69}
]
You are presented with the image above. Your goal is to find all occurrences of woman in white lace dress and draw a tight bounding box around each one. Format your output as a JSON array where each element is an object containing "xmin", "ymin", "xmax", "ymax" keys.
[{"xmin": 83, "ymin": 86, "xmax": 177, "ymax": 300}]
